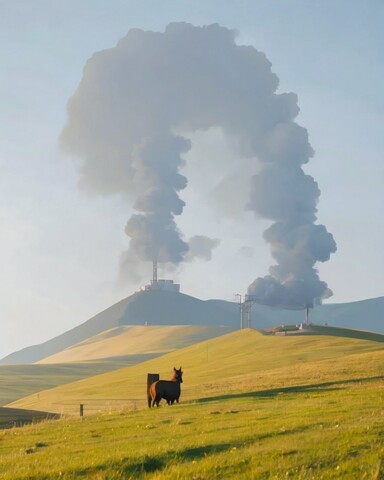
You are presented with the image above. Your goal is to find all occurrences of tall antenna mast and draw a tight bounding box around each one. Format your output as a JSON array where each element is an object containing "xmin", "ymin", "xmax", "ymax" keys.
[
  {"xmin": 304, "ymin": 305, "xmax": 310, "ymax": 325},
  {"xmin": 152, "ymin": 259, "xmax": 158, "ymax": 285}
]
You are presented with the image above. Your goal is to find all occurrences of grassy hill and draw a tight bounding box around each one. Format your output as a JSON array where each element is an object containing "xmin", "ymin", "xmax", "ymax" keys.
[
  {"xmin": 2, "ymin": 291, "xmax": 383, "ymax": 366},
  {"xmin": 0, "ymin": 325, "xmax": 231, "ymax": 407},
  {"xmin": 9, "ymin": 328, "xmax": 384, "ymax": 416},
  {"xmin": 37, "ymin": 325, "xmax": 232, "ymax": 364},
  {"xmin": 0, "ymin": 291, "xmax": 240, "ymax": 365},
  {"xmin": 1, "ymin": 328, "xmax": 384, "ymax": 478}
]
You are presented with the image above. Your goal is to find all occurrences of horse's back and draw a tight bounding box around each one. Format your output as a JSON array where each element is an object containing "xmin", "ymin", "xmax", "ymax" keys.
[{"xmin": 156, "ymin": 380, "xmax": 180, "ymax": 396}]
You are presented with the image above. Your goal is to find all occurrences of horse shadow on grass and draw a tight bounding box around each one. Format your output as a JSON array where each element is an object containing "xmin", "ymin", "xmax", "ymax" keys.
[{"xmin": 195, "ymin": 375, "xmax": 384, "ymax": 404}]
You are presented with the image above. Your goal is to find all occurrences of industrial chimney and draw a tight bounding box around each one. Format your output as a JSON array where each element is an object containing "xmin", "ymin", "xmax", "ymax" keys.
[{"xmin": 152, "ymin": 259, "xmax": 158, "ymax": 285}]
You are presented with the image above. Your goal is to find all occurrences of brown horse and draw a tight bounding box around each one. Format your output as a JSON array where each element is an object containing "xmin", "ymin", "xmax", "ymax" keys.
[{"xmin": 148, "ymin": 367, "xmax": 183, "ymax": 408}]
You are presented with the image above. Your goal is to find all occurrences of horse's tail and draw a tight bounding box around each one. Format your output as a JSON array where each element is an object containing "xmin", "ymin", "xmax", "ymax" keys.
[{"xmin": 148, "ymin": 382, "xmax": 156, "ymax": 408}]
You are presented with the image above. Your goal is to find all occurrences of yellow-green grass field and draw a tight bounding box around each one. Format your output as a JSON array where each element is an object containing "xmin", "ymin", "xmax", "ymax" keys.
[
  {"xmin": 0, "ymin": 362, "xmax": 135, "ymax": 407},
  {"xmin": 0, "ymin": 325, "xmax": 231, "ymax": 408},
  {"xmin": 8, "ymin": 328, "xmax": 384, "ymax": 415},
  {"xmin": 0, "ymin": 358, "xmax": 158, "ymax": 408},
  {"xmin": 38, "ymin": 325, "xmax": 232, "ymax": 364},
  {"xmin": 1, "ymin": 328, "xmax": 384, "ymax": 478}
]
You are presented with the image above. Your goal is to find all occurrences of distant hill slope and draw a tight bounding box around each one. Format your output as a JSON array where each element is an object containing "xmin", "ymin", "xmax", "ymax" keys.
[
  {"xmin": 37, "ymin": 325, "xmax": 232, "ymax": 364},
  {"xmin": 251, "ymin": 297, "xmax": 384, "ymax": 332},
  {"xmin": 1, "ymin": 291, "xmax": 383, "ymax": 365},
  {"xmin": 0, "ymin": 359, "xmax": 150, "ymax": 407},
  {"xmin": 310, "ymin": 297, "xmax": 384, "ymax": 332},
  {"xmin": 306, "ymin": 324, "xmax": 384, "ymax": 342},
  {"xmin": 9, "ymin": 328, "xmax": 384, "ymax": 415},
  {"xmin": 0, "ymin": 291, "xmax": 241, "ymax": 365},
  {"xmin": 0, "ymin": 407, "xmax": 59, "ymax": 429}
]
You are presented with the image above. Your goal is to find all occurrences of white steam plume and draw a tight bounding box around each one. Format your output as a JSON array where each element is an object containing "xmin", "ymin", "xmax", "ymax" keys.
[{"xmin": 61, "ymin": 22, "xmax": 336, "ymax": 302}]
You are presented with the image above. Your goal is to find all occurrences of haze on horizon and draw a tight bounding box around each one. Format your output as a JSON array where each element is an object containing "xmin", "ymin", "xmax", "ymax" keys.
[{"xmin": 0, "ymin": 0, "xmax": 383, "ymax": 358}]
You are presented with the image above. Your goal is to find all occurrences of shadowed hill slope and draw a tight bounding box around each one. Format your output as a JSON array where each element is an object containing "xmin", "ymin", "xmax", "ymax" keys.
[
  {"xmin": 9, "ymin": 328, "xmax": 384, "ymax": 415},
  {"xmin": 0, "ymin": 407, "xmax": 59, "ymax": 429}
]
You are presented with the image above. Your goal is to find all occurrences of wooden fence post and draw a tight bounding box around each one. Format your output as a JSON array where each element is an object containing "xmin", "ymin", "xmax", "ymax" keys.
[
  {"xmin": 80, "ymin": 404, "xmax": 84, "ymax": 417},
  {"xmin": 147, "ymin": 373, "xmax": 159, "ymax": 408}
]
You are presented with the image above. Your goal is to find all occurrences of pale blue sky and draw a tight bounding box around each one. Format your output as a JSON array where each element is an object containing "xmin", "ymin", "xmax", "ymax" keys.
[{"xmin": 0, "ymin": 1, "xmax": 383, "ymax": 357}]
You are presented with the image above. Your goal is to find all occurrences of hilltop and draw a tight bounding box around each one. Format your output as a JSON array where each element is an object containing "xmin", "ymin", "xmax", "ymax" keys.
[
  {"xmin": 0, "ymin": 291, "xmax": 241, "ymax": 365},
  {"xmin": 1, "ymin": 290, "xmax": 383, "ymax": 365}
]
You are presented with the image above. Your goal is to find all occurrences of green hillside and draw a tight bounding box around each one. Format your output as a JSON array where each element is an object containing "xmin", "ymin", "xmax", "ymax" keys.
[
  {"xmin": 1, "ymin": 326, "xmax": 231, "ymax": 407},
  {"xmin": 9, "ymin": 328, "xmax": 384, "ymax": 416},
  {"xmin": 1, "ymin": 328, "xmax": 384, "ymax": 479}
]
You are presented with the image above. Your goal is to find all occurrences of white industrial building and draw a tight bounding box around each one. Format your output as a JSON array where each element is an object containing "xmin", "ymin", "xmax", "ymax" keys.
[{"xmin": 140, "ymin": 279, "xmax": 180, "ymax": 292}]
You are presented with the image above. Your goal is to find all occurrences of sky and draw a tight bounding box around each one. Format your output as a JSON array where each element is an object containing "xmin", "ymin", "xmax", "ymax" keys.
[{"xmin": 0, "ymin": 0, "xmax": 383, "ymax": 358}]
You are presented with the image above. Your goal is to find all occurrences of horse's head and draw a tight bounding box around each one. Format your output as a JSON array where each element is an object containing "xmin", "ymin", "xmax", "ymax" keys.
[{"xmin": 173, "ymin": 366, "xmax": 183, "ymax": 383}]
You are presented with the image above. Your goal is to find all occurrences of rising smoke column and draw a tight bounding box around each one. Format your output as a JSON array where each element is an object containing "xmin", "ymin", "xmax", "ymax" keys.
[
  {"xmin": 125, "ymin": 134, "xmax": 190, "ymax": 265},
  {"xmin": 61, "ymin": 22, "xmax": 336, "ymax": 299},
  {"xmin": 247, "ymin": 168, "xmax": 337, "ymax": 306}
]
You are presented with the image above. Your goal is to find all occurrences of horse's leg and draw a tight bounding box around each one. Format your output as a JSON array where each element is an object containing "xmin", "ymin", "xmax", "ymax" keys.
[
  {"xmin": 155, "ymin": 395, "xmax": 161, "ymax": 407},
  {"xmin": 148, "ymin": 395, "xmax": 152, "ymax": 408}
]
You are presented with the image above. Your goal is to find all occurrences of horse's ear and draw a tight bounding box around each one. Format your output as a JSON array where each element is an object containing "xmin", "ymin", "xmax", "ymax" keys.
[
  {"xmin": 173, "ymin": 367, "xmax": 176, "ymax": 371},
  {"xmin": 180, "ymin": 366, "xmax": 182, "ymax": 370}
]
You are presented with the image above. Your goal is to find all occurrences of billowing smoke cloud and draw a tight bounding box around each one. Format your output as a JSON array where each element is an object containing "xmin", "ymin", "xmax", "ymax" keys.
[
  {"xmin": 246, "ymin": 137, "xmax": 337, "ymax": 307},
  {"xmin": 61, "ymin": 22, "xmax": 336, "ymax": 301},
  {"xmin": 186, "ymin": 235, "xmax": 220, "ymax": 262},
  {"xmin": 125, "ymin": 134, "xmax": 190, "ymax": 265}
]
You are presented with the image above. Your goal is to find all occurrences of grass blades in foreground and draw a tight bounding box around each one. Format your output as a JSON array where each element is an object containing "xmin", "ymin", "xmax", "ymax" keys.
[{"xmin": 0, "ymin": 373, "xmax": 383, "ymax": 479}]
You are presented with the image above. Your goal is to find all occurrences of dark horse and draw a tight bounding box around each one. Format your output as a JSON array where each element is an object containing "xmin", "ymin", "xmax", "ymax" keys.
[{"xmin": 148, "ymin": 367, "xmax": 183, "ymax": 408}]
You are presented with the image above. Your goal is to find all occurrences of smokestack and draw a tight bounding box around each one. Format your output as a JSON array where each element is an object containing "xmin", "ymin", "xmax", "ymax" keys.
[
  {"xmin": 152, "ymin": 259, "xmax": 158, "ymax": 285},
  {"xmin": 304, "ymin": 305, "xmax": 309, "ymax": 326}
]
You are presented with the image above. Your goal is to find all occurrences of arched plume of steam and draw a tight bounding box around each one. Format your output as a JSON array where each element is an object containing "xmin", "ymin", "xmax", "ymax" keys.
[{"xmin": 60, "ymin": 22, "xmax": 336, "ymax": 301}]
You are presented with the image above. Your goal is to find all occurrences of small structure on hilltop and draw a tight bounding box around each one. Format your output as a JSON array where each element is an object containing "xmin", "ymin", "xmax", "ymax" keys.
[
  {"xmin": 236, "ymin": 294, "xmax": 312, "ymax": 329},
  {"xmin": 141, "ymin": 279, "xmax": 180, "ymax": 292},
  {"xmin": 140, "ymin": 260, "xmax": 180, "ymax": 292}
]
